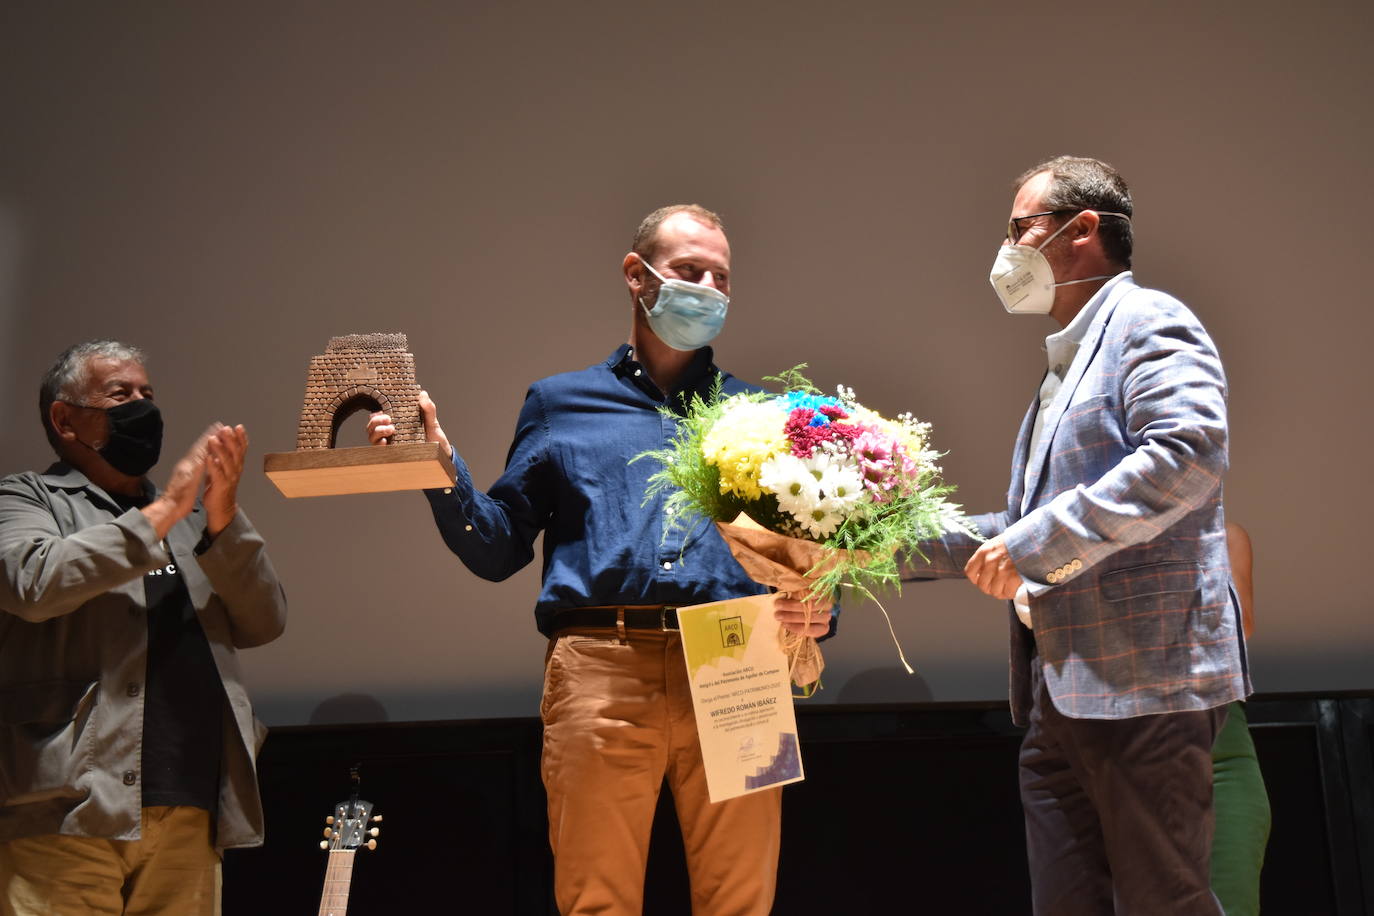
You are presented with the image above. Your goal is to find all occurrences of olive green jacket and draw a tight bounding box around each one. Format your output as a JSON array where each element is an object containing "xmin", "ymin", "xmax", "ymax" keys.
[{"xmin": 0, "ymin": 463, "xmax": 286, "ymax": 850}]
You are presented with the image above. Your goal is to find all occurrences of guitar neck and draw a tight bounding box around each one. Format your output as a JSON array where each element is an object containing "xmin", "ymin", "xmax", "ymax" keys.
[{"xmin": 317, "ymin": 849, "xmax": 356, "ymax": 916}]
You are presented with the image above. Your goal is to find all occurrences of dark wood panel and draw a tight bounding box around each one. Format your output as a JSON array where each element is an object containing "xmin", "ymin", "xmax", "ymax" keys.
[{"xmin": 224, "ymin": 695, "xmax": 1374, "ymax": 915}]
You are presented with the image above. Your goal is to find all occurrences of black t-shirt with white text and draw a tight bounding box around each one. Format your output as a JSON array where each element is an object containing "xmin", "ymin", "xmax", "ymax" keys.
[{"xmin": 114, "ymin": 492, "xmax": 223, "ymax": 813}]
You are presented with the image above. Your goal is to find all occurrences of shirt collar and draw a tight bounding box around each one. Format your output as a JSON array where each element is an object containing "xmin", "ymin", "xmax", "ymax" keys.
[
  {"xmin": 40, "ymin": 461, "xmax": 155, "ymax": 509},
  {"xmin": 607, "ymin": 343, "xmax": 718, "ymax": 398},
  {"xmin": 41, "ymin": 461, "xmax": 98, "ymax": 490},
  {"xmin": 1043, "ymin": 270, "xmax": 1132, "ymax": 376}
]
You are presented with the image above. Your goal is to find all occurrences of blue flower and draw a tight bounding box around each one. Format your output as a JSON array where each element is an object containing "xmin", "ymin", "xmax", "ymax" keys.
[{"xmin": 782, "ymin": 392, "xmax": 842, "ymax": 414}]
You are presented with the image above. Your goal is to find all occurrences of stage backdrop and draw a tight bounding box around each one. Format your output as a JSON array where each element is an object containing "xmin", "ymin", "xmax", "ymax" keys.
[{"xmin": 2, "ymin": 1, "xmax": 1370, "ymax": 726}]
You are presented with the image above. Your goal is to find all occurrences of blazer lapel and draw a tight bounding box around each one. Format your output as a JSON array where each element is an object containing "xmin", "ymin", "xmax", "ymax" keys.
[
  {"xmin": 1007, "ymin": 391, "xmax": 1039, "ymax": 520},
  {"xmin": 1020, "ymin": 279, "xmax": 1135, "ymax": 511}
]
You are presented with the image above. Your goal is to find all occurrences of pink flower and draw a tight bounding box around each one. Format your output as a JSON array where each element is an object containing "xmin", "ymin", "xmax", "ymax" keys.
[{"xmin": 852, "ymin": 429, "xmax": 905, "ymax": 501}]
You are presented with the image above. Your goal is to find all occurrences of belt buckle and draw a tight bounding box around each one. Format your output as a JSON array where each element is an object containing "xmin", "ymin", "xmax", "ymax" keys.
[{"xmin": 660, "ymin": 607, "xmax": 676, "ymax": 631}]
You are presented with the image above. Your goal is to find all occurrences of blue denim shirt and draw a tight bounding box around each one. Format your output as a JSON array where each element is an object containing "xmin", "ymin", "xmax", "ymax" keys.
[{"xmin": 424, "ymin": 344, "xmax": 768, "ymax": 636}]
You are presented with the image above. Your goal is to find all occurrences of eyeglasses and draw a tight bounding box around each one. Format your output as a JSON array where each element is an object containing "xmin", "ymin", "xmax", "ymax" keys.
[{"xmin": 1006, "ymin": 209, "xmax": 1077, "ymax": 245}]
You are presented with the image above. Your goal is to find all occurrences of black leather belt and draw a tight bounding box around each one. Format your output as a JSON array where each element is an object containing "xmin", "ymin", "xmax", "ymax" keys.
[{"xmin": 551, "ymin": 606, "xmax": 679, "ymax": 632}]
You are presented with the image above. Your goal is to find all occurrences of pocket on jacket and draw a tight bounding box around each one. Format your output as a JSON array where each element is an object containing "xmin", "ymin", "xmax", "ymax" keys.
[
  {"xmin": 0, "ymin": 679, "xmax": 98, "ymax": 807},
  {"xmin": 1099, "ymin": 561, "xmax": 1202, "ymax": 602},
  {"xmin": 1063, "ymin": 391, "xmax": 1112, "ymax": 413}
]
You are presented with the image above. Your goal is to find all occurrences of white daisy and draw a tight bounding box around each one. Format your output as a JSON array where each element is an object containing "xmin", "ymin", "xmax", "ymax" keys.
[
  {"xmin": 800, "ymin": 449, "xmax": 837, "ymax": 484},
  {"xmin": 759, "ymin": 453, "xmax": 821, "ymax": 518},
  {"xmin": 817, "ymin": 459, "xmax": 867, "ymax": 514},
  {"xmin": 798, "ymin": 504, "xmax": 844, "ymax": 539}
]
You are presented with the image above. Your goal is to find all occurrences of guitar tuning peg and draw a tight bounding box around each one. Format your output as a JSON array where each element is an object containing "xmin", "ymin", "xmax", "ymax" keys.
[
  {"xmin": 372, "ymin": 814, "xmax": 383, "ymax": 823},
  {"xmin": 322, "ymin": 827, "xmax": 335, "ymax": 839},
  {"xmin": 319, "ymin": 840, "xmax": 329, "ymax": 850},
  {"xmin": 325, "ymin": 815, "xmax": 335, "ymax": 825},
  {"xmin": 365, "ymin": 839, "xmax": 377, "ymax": 850},
  {"xmin": 368, "ymin": 827, "xmax": 379, "ymax": 837}
]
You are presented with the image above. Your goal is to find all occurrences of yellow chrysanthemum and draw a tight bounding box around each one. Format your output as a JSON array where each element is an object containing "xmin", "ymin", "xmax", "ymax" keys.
[{"xmin": 702, "ymin": 399, "xmax": 790, "ymax": 500}]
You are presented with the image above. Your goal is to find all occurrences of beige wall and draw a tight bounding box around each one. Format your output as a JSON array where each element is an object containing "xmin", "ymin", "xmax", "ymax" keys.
[{"xmin": 2, "ymin": 1, "xmax": 1370, "ymax": 724}]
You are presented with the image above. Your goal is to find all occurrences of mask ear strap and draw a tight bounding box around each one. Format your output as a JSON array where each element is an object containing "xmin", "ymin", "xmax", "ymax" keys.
[
  {"xmin": 1046, "ymin": 211, "xmax": 1125, "ymax": 289},
  {"xmin": 1042, "ymin": 209, "xmax": 1132, "ymax": 251},
  {"xmin": 53, "ymin": 401, "xmax": 105, "ymax": 449},
  {"xmin": 635, "ymin": 254, "xmax": 658, "ymax": 315},
  {"xmin": 638, "ymin": 255, "xmax": 666, "ymax": 283},
  {"xmin": 1053, "ymin": 274, "xmax": 1115, "ymax": 289},
  {"xmin": 1036, "ymin": 212, "xmax": 1082, "ymax": 251}
]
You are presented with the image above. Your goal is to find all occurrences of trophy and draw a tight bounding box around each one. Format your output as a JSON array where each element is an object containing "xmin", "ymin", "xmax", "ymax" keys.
[{"xmin": 263, "ymin": 333, "xmax": 456, "ymax": 497}]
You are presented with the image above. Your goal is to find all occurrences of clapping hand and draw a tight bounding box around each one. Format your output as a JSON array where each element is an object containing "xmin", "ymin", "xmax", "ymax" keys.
[
  {"xmin": 203, "ymin": 423, "xmax": 247, "ymax": 537},
  {"xmin": 143, "ymin": 423, "xmax": 247, "ymax": 540}
]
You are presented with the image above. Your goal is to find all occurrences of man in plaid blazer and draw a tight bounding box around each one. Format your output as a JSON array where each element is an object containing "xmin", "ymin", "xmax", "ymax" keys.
[{"xmin": 911, "ymin": 156, "xmax": 1250, "ymax": 914}]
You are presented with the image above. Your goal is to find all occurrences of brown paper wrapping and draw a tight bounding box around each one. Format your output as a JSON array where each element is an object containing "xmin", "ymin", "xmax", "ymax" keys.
[{"xmin": 715, "ymin": 513, "xmax": 863, "ymax": 690}]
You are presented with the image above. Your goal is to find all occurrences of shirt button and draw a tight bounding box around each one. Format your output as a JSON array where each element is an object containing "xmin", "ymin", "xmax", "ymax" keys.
[
  {"xmin": 634, "ymin": 369, "xmax": 642, "ymax": 377},
  {"xmin": 122, "ymin": 770, "xmax": 137, "ymax": 786},
  {"xmin": 464, "ymin": 524, "xmax": 473, "ymax": 532},
  {"xmin": 662, "ymin": 561, "xmax": 673, "ymax": 571},
  {"xmin": 126, "ymin": 683, "xmax": 140, "ymax": 697},
  {"xmin": 443, "ymin": 488, "xmax": 453, "ymax": 495}
]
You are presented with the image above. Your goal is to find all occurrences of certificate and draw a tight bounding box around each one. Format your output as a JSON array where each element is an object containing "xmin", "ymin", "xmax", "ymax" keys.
[{"xmin": 677, "ymin": 594, "xmax": 804, "ymax": 802}]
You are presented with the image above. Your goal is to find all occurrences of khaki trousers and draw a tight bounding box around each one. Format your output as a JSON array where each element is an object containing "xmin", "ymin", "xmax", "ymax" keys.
[
  {"xmin": 541, "ymin": 628, "xmax": 781, "ymax": 915},
  {"xmin": 0, "ymin": 807, "xmax": 220, "ymax": 916}
]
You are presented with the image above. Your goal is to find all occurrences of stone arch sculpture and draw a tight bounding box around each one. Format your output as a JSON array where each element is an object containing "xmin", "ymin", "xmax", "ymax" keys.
[
  {"xmin": 295, "ymin": 333, "xmax": 422, "ymax": 449},
  {"xmin": 266, "ymin": 331, "xmax": 452, "ymax": 498}
]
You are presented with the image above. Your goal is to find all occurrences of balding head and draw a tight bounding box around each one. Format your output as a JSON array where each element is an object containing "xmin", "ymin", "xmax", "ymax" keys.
[{"xmin": 631, "ymin": 204, "xmax": 725, "ymax": 263}]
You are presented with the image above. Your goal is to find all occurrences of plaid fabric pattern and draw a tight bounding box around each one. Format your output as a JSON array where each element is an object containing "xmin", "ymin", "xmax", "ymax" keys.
[{"xmin": 918, "ymin": 276, "xmax": 1250, "ymax": 725}]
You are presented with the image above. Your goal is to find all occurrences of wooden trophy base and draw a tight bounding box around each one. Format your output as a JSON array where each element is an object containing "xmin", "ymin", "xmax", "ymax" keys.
[{"xmin": 264, "ymin": 443, "xmax": 457, "ymax": 498}]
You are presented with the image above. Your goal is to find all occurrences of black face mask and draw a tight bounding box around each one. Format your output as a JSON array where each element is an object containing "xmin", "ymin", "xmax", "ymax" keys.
[{"xmin": 71, "ymin": 399, "xmax": 164, "ymax": 477}]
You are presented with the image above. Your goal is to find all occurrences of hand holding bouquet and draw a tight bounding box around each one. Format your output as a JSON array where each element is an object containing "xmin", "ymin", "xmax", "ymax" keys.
[{"xmin": 639, "ymin": 368, "xmax": 977, "ymax": 692}]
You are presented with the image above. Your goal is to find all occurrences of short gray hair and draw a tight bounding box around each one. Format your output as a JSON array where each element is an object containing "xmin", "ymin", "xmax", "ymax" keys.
[
  {"xmin": 39, "ymin": 340, "xmax": 145, "ymax": 452},
  {"xmin": 1016, "ymin": 156, "xmax": 1134, "ymax": 268}
]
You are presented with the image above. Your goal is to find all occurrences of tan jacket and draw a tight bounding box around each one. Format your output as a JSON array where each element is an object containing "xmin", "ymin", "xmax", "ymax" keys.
[{"xmin": 0, "ymin": 463, "xmax": 287, "ymax": 849}]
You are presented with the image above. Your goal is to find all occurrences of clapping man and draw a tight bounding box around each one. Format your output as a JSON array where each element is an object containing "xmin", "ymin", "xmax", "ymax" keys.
[{"xmin": 0, "ymin": 341, "xmax": 286, "ymax": 914}]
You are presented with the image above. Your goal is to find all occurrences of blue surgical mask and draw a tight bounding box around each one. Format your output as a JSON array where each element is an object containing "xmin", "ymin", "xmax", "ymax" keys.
[{"xmin": 638, "ymin": 258, "xmax": 729, "ymax": 351}]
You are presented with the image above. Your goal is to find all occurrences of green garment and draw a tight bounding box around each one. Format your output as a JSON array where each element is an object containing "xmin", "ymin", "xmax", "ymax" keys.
[{"xmin": 1211, "ymin": 701, "xmax": 1271, "ymax": 916}]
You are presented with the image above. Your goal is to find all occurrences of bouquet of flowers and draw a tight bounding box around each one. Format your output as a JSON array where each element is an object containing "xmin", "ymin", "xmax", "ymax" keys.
[{"xmin": 639, "ymin": 368, "xmax": 977, "ymax": 692}]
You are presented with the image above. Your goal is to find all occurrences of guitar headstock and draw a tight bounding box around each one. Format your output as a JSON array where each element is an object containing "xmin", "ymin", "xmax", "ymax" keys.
[{"xmin": 320, "ymin": 797, "xmax": 381, "ymax": 852}]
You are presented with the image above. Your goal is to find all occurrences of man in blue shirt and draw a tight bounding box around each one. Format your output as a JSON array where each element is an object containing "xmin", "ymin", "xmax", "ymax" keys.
[{"xmin": 369, "ymin": 205, "xmax": 831, "ymax": 914}]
